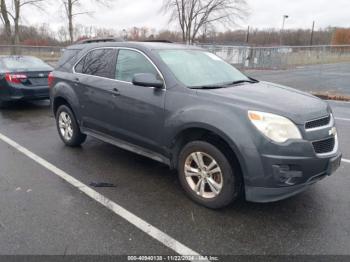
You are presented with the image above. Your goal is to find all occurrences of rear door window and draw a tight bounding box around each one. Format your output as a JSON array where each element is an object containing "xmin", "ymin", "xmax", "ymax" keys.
[
  {"xmin": 115, "ymin": 49, "xmax": 159, "ymax": 82},
  {"xmin": 75, "ymin": 49, "xmax": 117, "ymax": 79}
]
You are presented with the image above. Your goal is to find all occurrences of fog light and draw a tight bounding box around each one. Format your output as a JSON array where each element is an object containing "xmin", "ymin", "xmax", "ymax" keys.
[{"xmin": 272, "ymin": 165, "xmax": 303, "ymax": 185}]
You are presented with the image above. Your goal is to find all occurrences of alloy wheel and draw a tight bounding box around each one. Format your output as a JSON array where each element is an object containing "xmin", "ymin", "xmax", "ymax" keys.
[
  {"xmin": 184, "ymin": 152, "xmax": 223, "ymax": 199},
  {"xmin": 58, "ymin": 112, "xmax": 73, "ymax": 141}
]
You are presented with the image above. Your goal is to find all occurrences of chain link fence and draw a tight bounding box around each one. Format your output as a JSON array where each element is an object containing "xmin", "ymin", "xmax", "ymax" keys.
[
  {"xmin": 198, "ymin": 45, "xmax": 350, "ymax": 97},
  {"xmin": 0, "ymin": 45, "xmax": 63, "ymax": 65},
  {"xmin": 199, "ymin": 44, "xmax": 350, "ymax": 70}
]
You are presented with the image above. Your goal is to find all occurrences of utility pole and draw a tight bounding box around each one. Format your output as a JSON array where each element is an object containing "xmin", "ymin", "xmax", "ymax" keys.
[
  {"xmin": 246, "ymin": 26, "xmax": 250, "ymax": 44},
  {"xmin": 122, "ymin": 29, "xmax": 128, "ymax": 41},
  {"xmin": 310, "ymin": 21, "xmax": 315, "ymax": 46},
  {"xmin": 280, "ymin": 15, "xmax": 289, "ymax": 46}
]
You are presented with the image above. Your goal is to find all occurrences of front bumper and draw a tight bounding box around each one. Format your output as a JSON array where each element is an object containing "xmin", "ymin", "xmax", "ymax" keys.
[{"xmin": 245, "ymin": 152, "xmax": 342, "ymax": 203}]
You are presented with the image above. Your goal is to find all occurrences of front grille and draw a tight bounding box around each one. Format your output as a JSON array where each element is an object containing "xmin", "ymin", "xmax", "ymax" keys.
[
  {"xmin": 305, "ymin": 115, "xmax": 331, "ymax": 130},
  {"xmin": 312, "ymin": 137, "xmax": 335, "ymax": 154}
]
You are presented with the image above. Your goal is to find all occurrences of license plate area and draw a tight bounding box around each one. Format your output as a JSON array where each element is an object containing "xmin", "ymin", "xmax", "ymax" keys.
[{"xmin": 27, "ymin": 78, "xmax": 49, "ymax": 86}]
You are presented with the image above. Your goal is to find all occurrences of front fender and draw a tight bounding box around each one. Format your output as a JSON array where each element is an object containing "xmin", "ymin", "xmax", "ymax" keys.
[{"xmin": 164, "ymin": 105, "xmax": 262, "ymax": 186}]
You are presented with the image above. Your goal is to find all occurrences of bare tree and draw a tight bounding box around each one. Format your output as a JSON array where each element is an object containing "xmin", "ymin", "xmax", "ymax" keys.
[
  {"xmin": 57, "ymin": 25, "xmax": 69, "ymax": 42},
  {"xmin": 163, "ymin": 0, "xmax": 248, "ymax": 44},
  {"xmin": 61, "ymin": 0, "xmax": 111, "ymax": 43},
  {"xmin": 0, "ymin": 0, "xmax": 45, "ymax": 46},
  {"xmin": 140, "ymin": 26, "xmax": 149, "ymax": 40},
  {"xmin": 332, "ymin": 28, "xmax": 350, "ymax": 45},
  {"xmin": 0, "ymin": 0, "xmax": 12, "ymax": 42}
]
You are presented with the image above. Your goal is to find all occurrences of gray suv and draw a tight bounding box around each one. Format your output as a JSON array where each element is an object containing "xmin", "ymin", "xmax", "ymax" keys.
[{"xmin": 50, "ymin": 42, "xmax": 342, "ymax": 209}]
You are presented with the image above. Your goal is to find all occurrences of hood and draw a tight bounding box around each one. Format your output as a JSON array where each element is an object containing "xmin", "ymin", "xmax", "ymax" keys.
[{"xmin": 197, "ymin": 81, "xmax": 330, "ymax": 124}]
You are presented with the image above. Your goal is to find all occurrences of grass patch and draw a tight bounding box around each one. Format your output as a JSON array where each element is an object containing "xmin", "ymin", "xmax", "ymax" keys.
[{"xmin": 311, "ymin": 92, "xmax": 350, "ymax": 102}]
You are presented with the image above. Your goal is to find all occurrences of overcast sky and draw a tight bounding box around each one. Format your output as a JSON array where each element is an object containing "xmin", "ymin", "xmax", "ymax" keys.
[{"xmin": 23, "ymin": 0, "xmax": 349, "ymax": 32}]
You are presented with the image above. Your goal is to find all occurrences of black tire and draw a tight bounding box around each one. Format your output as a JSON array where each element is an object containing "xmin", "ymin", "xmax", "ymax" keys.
[
  {"xmin": 0, "ymin": 99, "xmax": 9, "ymax": 109},
  {"xmin": 56, "ymin": 105, "xmax": 86, "ymax": 147},
  {"xmin": 178, "ymin": 141, "xmax": 240, "ymax": 209}
]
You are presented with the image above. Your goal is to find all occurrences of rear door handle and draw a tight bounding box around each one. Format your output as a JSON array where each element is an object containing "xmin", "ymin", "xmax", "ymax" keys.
[
  {"xmin": 73, "ymin": 77, "xmax": 80, "ymax": 86},
  {"xmin": 111, "ymin": 88, "xmax": 120, "ymax": 97}
]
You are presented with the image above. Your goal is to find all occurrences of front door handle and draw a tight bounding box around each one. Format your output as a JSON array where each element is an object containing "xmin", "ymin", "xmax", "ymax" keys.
[{"xmin": 111, "ymin": 88, "xmax": 120, "ymax": 97}]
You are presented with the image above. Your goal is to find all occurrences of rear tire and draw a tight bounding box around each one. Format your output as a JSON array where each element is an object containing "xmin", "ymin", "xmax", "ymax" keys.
[
  {"xmin": 56, "ymin": 105, "xmax": 86, "ymax": 147},
  {"xmin": 178, "ymin": 141, "xmax": 240, "ymax": 209},
  {"xmin": 0, "ymin": 99, "xmax": 9, "ymax": 109}
]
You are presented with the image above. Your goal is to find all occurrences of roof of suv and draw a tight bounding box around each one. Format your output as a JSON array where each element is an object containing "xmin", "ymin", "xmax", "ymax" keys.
[{"xmin": 68, "ymin": 41, "xmax": 203, "ymax": 52}]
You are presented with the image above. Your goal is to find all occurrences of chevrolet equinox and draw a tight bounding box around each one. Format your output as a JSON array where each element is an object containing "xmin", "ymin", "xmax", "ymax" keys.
[{"xmin": 50, "ymin": 42, "xmax": 342, "ymax": 209}]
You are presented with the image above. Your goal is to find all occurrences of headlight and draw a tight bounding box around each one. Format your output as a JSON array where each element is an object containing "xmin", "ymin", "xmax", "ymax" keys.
[{"xmin": 248, "ymin": 111, "xmax": 302, "ymax": 143}]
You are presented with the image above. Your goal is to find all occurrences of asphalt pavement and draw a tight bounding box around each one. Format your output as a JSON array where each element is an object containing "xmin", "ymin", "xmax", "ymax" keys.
[
  {"xmin": 245, "ymin": 62, "xmax": 350, "ymax": 96},
  {"xmin": 0, "ymin": 99, "xmax": 349, "ymax": 258}
]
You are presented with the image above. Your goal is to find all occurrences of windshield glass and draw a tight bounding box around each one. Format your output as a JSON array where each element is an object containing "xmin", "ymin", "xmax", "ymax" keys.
[
  {"xmin": 2, "ymin": 56, "xmax": 53, "ymax": 72},
  {"xmin": 157, "ymin": 50, "xmax": 249, "ymax": 88}
]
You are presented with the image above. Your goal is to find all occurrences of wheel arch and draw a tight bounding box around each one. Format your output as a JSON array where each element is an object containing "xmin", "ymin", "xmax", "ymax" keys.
[
  {"xmin": 51, "ymin": 81, "xmax": 81, "ymax": 122},
  {"xmin": 169, "ymin": 125, "xmax": 247, "ymax": 186},
  {"xmin": 53, "ymin": 96, "xmax": 70, "ymax": 116}
]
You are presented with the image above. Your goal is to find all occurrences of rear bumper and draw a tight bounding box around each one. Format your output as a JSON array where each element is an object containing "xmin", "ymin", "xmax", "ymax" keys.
[
  {"xmin": 245, "ymin": 152, "xmax": 342, "ymax": 203},
  {"xmin": 1, "ymin": 86, "xmax": 49, "ymax": 101}
]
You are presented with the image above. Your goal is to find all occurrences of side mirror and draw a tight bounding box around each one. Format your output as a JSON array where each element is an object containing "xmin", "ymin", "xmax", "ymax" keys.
[{"xmin": 132, "ymin": 73, "xmax": 164, "ymax": 89}]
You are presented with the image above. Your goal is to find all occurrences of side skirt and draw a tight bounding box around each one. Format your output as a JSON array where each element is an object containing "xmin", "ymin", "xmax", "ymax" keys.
[{"xmin": 82, "ymin": 128, "xmax": 171, "ymax": 166}]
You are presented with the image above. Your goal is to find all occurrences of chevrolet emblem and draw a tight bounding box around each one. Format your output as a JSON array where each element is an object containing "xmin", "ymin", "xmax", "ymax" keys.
[{"xmin": 329, "ymin": 127, "xmax": 337, "ymax": 136}]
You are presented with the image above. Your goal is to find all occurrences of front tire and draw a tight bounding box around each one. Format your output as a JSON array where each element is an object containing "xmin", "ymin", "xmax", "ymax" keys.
[
  {"xmin": 178, "ymin": 141, "xmax": 240, "ymax": 209},
  {"xmin": 56, "ymin": 105, "xmax": 86, "ymax": 147}
]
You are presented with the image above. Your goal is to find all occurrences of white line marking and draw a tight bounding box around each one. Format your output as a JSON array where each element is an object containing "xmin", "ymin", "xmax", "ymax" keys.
[
  {"xmin": 342, "ymin": 159, "xmax": 350, "ymax": 164},
  {"xmin": 336, "ymin": 117, "xmax": 350, "ymax": 122},
  {"xmin": 0, "ymin": 132, "xmax": 206, "ymax": 261}
]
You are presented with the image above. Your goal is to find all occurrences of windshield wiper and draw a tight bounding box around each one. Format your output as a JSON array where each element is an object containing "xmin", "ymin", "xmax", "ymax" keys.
[
  {"xmin": 190, "ymin": 85, "xmax": 226, "ymax": 89},
  {"xmin": 230, "ymin": 79, "xmax": 259, "ymax": 85},
  {"xmin": 190, "ymin": 78, "xmax": 259, "ymax": 90}
]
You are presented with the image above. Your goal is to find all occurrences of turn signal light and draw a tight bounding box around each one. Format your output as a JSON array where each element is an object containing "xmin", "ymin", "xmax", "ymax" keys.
[
  {"xmin": 48, "ymin": 72, "xmax": 54, "ymax": 88},
  {"xmin": 248, "ymin": 111, "xmax": 263, "ymax": 121}
]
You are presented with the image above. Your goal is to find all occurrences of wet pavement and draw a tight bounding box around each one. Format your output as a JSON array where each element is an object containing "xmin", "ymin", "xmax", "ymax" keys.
[
  {"xmin": 0, "ymin": 100, "xmax": 349, "ymax": 256},
  {"xmin": 245, "ymin": 62, "xmax": 350, "ymax": 96}
]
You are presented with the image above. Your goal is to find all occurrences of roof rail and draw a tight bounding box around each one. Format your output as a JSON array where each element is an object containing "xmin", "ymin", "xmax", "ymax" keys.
[{"xmin": 76, "ymin": 37, "xmax": 124, "ymax": 44}]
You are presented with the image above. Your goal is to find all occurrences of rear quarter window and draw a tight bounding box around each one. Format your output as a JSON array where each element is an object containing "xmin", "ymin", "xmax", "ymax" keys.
[{"xmin": 57, "ymin": 49, "xmax": 81, "ymax": 69}]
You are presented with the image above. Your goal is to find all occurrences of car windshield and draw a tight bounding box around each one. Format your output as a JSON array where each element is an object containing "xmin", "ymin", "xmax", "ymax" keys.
[
  {"xmin": 157, "ymin": 49, "xmax": 250, "ymax": 88},
  {"xmin": 2, "ymin": 56, "xmax": 52, "ymax": 72}
]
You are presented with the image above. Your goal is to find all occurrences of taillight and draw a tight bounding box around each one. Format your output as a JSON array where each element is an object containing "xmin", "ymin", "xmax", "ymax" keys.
[
  {"xmin": 5, "ymin": 73, "xmax": 27, "ymax": 84},
  {"xmin": 48, "ymin": 72, "xmax": 54, "ymax": 88}
]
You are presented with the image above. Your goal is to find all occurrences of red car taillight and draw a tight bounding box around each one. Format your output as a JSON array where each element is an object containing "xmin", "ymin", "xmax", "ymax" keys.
[
  {"xmin": 5, "ymin": 73, "xmax": 27, "ymax": 84},
  {"xmin": 48, "ymin": 72, "xmax": 54, "ymax": 88}
]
